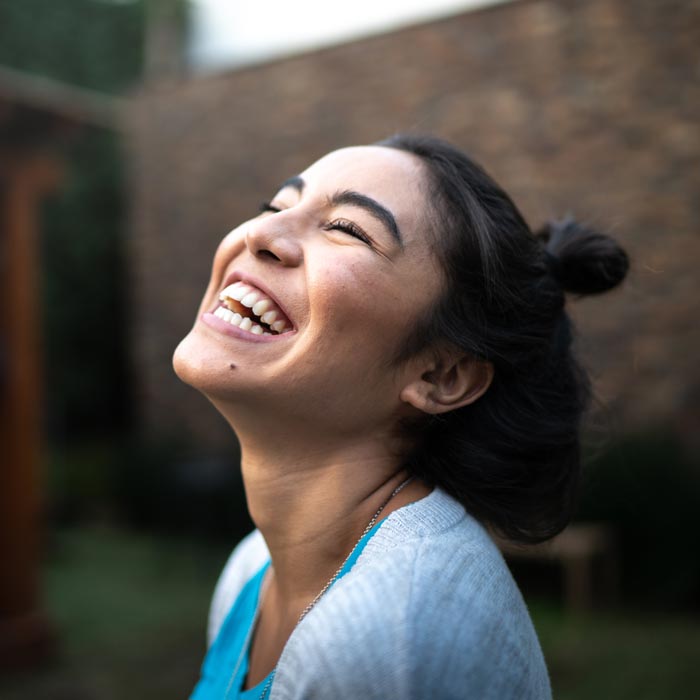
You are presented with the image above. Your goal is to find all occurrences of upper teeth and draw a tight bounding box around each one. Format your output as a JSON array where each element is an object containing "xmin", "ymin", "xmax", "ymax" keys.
[{"xmin": 216, "ymin": 281, "xmax": 292, "ymax": 335}]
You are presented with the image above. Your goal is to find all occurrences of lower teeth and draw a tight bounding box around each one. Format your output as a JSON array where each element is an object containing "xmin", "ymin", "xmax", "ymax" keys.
[{"xmin": 214, "ymin": 306, "xmax": 275, "ymax": 334}]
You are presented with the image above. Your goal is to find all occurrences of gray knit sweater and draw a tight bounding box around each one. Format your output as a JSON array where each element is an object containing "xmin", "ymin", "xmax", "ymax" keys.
[{"xmin": 207, "ymin": 486, "xmax": 552, "ymax": 699}]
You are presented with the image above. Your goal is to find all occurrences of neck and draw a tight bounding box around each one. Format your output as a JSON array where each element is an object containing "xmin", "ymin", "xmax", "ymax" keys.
[{"xmin": 234, "ymin": 424, "xmax": 431, "ymax": 614}]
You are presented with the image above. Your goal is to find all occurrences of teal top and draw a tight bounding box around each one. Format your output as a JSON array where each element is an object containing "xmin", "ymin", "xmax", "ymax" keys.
[
  {"xmin": 201, "ymin": 487, "xmax": 551, "ymax": 699},
  {"xmin": 191, "ymin": 519, "xmax": 385, "ymax": 700}
]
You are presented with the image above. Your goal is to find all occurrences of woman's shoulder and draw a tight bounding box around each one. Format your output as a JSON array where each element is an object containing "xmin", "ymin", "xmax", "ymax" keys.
[
  {"xmin": 207, "ymin": 529, "xmax": 269, "ymax": 646},
  {"xmin": 351, "ymin": 495, "xmax": 531, "ymax": 625},
  {"xmin": 272, "ymin": 490, "xmax": 551, "ymax": 699},
  {"xmin": 353, "ymin": 485, "xmax": 520, "ymax": 604}
]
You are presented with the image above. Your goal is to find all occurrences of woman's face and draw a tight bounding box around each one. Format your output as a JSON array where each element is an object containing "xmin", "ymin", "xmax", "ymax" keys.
[{"xmin": 174, "ymin": 145, "xmax": 444, "ymax": 437}]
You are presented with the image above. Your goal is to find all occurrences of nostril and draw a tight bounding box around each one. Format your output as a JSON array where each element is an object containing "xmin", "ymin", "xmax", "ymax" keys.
[{"xmin": 246, "ymin": 225, "xmax": 302, "ymax": 266}]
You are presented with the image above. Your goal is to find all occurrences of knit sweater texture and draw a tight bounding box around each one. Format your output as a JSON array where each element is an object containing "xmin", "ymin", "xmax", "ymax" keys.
[{"xmin": 207, "ymin": 486, "xmax": 552, "ymax": 699}]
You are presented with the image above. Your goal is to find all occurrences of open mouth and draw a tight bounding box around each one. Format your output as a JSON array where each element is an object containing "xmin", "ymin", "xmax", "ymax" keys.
[{"xmin": 213, "ymin": 281, "xmax": 294, "ymax": 336}]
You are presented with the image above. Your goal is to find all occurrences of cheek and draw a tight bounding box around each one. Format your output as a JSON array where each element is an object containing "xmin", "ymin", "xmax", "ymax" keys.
[{"xmin": 310, "ymin": 257, "xmax": 419, "ymax": 354}]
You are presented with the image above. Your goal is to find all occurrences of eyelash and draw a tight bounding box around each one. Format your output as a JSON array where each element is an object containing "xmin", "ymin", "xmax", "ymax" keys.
[
  {"xmin": 259, "ymin": 201, "xmax": 281, "ymax": 214},
  {"xmin": 323, "ymin": 219, "xmax": 372, "ymax": 246},
  {"xmin": 258, "ymin": 202, "xmax": 373, "ymax": 247}
]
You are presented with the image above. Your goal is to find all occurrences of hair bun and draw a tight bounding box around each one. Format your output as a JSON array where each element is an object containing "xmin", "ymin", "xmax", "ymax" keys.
[{"xmin": 535, "ymin": 216, "xmax": 629, "ymax": 295}]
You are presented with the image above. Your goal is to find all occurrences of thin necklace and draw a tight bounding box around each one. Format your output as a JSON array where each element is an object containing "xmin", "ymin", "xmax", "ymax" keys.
[{"xmin": 224, "ymin": 475, "xmax": 415, "ymax": 700}]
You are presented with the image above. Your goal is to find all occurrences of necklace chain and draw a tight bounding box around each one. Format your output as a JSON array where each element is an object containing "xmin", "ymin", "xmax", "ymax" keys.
[{"xmin": 226, "ymin": 475, "xmax": 415, "ymax": 700}]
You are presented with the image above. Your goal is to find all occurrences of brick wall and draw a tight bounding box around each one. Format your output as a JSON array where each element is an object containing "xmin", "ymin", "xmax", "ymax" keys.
[{"xmin": 126, "ymin": 0, "xmax": 700, "ymax": 452}]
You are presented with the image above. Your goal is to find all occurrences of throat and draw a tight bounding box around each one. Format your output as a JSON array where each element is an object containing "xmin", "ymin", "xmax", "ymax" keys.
[{"xmin": 246, "ymin": 591, "xmax": 297, "ymax": 689}]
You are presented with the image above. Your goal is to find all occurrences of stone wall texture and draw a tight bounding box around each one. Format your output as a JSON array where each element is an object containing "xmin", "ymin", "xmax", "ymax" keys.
[{"xmin": 126, "ymin": 0, "xmax": 700, "ymax": 452}]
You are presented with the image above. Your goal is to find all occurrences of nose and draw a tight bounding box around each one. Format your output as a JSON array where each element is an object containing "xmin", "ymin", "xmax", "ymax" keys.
[{"xmin": 245, "ymin": 215, "xmax": 304, "ymax": 267}]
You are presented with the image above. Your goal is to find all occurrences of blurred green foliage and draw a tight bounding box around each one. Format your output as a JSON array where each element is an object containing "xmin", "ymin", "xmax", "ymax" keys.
[
  {"xmin": 531, "ymin": 599, "xmax": 700, "ymax": 700},
  {"xmin": 47, "ymin": 433, "xmax": 253, "ymax": 542},
  {"xmin": 40, "ymin": 129, "xmax": 131, "ymax": 441},
  {"xmin": 0, "ymin": 526, "xmax": 227, "ymax": 700},
  {"xmin": 0, "ymin": 0, "xmax": 146, "ymax": 94},
  {"xmin": 0, "ymin": 0, "xmax": 147, "ymax": 440},
  {"xmin": 0, "ymin": 0, "xmax": 186, "ymax": 442},
  {"xmin": 578, "ymin": 431, "xmax": 700, "ymax": 610},
  {"xmin": 109, "ymin": 435, "xmax": 252, "ymax": 540}
]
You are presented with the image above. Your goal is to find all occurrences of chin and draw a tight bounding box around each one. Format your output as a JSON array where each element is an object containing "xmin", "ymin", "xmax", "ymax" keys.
[
  {"xmin": 172, "ymin": 329, "xmax": 215, "ymax": 391},
  {"xmin": 172, "ymin": 328, "xmax": 247, "ymax": 408},
  {"xmin": 173, "ymin": 334, "xmax": 196, "ymax": 385}
]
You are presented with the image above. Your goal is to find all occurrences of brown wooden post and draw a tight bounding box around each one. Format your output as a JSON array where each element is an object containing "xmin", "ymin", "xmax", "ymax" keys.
[{"xmin": 0, "ymin": 154, "xmax": 62, "ymax": 668}]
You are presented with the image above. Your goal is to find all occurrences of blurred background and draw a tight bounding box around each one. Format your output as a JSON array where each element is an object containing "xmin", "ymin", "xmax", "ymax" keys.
[{"xmin": 0, "ymin": 0, "xmax": 698, "ymax": 697}]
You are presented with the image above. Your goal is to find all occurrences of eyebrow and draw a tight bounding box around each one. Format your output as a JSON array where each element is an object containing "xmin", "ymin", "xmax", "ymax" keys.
[
  {"xmin": 276, "ymin": 175, "xmax": 403, "ymax": 247},
  {"xmin": 277, "ymin": 175, "xmax": 305, "ymax": 193},
  {"xmin": 330, "ymin": 190, "xmax": 403, "ymax": 247}
]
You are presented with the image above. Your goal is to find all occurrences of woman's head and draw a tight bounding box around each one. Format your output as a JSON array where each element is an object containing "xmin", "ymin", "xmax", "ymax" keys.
[
  {"xmin": 376, "ymin": 133, "xmax": 629, "ymax": 542},
  {"xmin": 173, "ymin": 144, "xmax": 472, "ymax": 443},
  {"xmin": 174, "ymin": 133, "xmax": 628, "ymax": 543}
]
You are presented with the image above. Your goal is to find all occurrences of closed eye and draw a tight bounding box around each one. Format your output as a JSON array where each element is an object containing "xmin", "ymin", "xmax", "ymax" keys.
[
  {"xmin": 259, "ymin": 202, "xmax": 373, "ymax": 248},
  {"xmin": 324, "ymin": 219, "xmax": 373, "ymax": 247},
  {"xmin": 259, "ymin": 201, "xmax": 282, "ymax": 214}
]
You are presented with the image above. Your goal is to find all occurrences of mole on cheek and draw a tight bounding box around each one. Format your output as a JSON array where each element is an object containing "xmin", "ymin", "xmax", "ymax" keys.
[{"xmin": 229, "ymin": 363, "xmax": 236, "ymax": 370}]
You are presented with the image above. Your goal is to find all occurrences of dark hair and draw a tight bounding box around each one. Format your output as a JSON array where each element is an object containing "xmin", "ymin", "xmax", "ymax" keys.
[{"xmin": 378, "ymin": 133, "xmax": 629, "ymax": 544}]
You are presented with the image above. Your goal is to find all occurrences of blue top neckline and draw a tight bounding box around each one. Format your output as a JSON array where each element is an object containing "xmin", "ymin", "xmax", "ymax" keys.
[{"xmin": 238, "ymin": 516, "xmax": 387, "ymax": 698}]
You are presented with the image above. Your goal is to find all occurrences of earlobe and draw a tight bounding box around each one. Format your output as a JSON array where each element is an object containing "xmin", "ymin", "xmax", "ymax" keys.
[{"xmin": 400, "ymin": 355, "xmax": 494, "ymax": 415}]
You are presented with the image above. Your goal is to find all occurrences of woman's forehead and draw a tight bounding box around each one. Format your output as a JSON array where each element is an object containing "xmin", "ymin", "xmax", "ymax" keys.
[
  {"xmin": 301, "ymin": 145, "xmax": 425, "ymax": 193},
  {"xmin": 299, "ymin": 145, "xmax": 428, "ymax": 239}
]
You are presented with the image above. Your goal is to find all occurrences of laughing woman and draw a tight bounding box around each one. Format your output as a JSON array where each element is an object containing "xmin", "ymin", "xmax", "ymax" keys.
[{"xmin": 174, "ymin": 134, "xmax": 628, "ymax": 700}]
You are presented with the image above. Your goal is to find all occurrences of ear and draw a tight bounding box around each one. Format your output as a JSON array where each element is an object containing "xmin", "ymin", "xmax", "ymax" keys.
[{"xmin": 400, "ymin": 353, "xmax": 494, "ymax": 415}]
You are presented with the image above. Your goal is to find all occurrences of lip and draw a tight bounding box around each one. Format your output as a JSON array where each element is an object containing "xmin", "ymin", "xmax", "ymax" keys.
[
  {"xmin": 201, "ymin": 269, "xmax": 297, "ymax": 341},
  {"xmin": 201, "ymin": 311, "xmax": 293, "ymax": 343}
]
